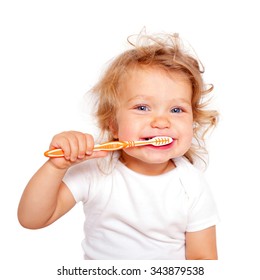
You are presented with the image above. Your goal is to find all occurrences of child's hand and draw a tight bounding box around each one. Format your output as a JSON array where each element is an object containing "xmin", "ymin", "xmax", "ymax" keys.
[{"xmin": 48, "ymin": 131, "xmax": 108, "ymax": 169}]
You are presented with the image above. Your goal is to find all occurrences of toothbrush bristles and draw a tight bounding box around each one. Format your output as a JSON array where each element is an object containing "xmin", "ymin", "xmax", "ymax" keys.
[{"xmin": 150, "ymin": 136, "xmax": 173, "ymax": 146}]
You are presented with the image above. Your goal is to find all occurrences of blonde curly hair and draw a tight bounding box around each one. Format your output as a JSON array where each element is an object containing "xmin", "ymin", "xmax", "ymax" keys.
[{"xmin": 92, "ymin": 32, "xmax": 218, "ymax": 165}]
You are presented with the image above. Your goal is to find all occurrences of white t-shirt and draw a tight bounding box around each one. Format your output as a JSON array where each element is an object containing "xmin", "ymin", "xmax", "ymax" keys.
[{"xmin": 63, "ymin": 156, "xmax": 219, "ymax": 260}]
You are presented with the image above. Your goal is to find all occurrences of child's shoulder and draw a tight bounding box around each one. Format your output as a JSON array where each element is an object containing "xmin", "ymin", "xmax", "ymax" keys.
[
  {"xmin": 174, "ymin": 156, "xmax": 201, "ymax": 174},
  {"xmin": 173, "ymin": 157, "xmax": 208, "ymax": 195}
]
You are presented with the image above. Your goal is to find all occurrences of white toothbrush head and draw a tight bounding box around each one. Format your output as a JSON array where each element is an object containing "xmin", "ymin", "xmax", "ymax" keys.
[{"xmin": 149, "ymin": 136, "xmax": 173, "ymax": 146}]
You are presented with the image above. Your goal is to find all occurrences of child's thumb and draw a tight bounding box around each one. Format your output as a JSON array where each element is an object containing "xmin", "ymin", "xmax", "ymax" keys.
[{"xmin": 85, "ymin": 151, "xmax": 109, "ymax": 160}]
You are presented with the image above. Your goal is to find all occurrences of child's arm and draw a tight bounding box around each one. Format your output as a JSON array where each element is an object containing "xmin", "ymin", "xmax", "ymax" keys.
[
  {"xmin": 185, "ymin": 226, "xmax": 218, "ymax": 260},
  {"xmin": 18, "ymin": 131, "xmax": 108, "ymax": 229}
]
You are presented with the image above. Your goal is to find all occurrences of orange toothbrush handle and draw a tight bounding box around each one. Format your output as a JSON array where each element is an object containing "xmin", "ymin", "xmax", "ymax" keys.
[
  {"xmin": 44, "ymin": 148, "xmax": 65, "ymax": 158},
  {"xmin": 93, "ymin": 140, "xmax": 133, "ymax": 151},
  {"xmin": 44, "ymin": 137, "xmax": 172, "ymax": 158},
  {"xmin": 44, "ymin": 140, "xmax": 131, "ymax": 158}
]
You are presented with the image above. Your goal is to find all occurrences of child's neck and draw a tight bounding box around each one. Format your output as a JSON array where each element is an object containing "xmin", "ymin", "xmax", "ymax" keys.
[{"xmin": 119, "ymin": 153, "xmax": 176, "ymax": 176}]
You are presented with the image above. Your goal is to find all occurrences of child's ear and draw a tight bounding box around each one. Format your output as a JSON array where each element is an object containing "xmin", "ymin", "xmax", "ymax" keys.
[{"xmin": 109, "ymin": 119, "xmax": 119, "ymax": 139}]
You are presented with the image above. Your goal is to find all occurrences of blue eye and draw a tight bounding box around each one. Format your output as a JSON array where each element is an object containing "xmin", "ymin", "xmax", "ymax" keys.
[
  {"xmin": 136, "ymin": 105, "xmax": 149, "ymax": 111},
  {"xmin": 171, "ymin": 107, "xmax": 183, "ymax": 113}
]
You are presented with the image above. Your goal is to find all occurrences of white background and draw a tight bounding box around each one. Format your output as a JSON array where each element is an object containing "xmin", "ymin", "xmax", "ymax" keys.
[{"xmin": 1, "ymin": 0, "xmax": 259, "ymax": 279}]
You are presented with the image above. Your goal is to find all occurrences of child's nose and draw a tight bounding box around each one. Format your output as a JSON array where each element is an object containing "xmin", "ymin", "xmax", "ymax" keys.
[{"xmin": 150, "ymin": 115, "xmax": 171, "ymax": 129}]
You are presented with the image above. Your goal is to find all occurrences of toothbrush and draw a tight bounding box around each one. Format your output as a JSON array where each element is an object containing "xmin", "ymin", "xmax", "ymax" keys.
[{"xmin": 44, "ymin": 136, "xmax": 173, "ymax": 158}]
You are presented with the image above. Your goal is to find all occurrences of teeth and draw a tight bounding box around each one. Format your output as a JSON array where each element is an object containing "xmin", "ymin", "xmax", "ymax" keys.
[{"xmin": 143, "ymin": 137, "xmax": 163, "ymax": 141}]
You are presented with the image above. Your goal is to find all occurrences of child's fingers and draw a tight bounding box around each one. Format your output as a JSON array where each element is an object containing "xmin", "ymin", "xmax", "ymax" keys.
[
  {"xmin": 84, "ymin": 133, "xmax": 95, "ymax": 156},
  {"xmin": 66, "ymin": 132, "xmax": 94, "ymax": 161},
  {"xmin": 51, "ymin": 132, "xmax": 94, "ymax": 159},
  {"xmin": 67, "ymin": 132, "xmax": 82, "ymax": 161},
  {"xmin": 50, "ymin": 134, "xmax": 71, "ymax": 160},
  {"xmin": 50, "ymin": 131, "xmax": 81, "ymax": 161},
  {"xmin": 77, "ymin": 134, "xmax": 87, "ymax": 159},
  {"xmin": 49, "ymin": 131, "xmax": 108, "ymax": 166}
]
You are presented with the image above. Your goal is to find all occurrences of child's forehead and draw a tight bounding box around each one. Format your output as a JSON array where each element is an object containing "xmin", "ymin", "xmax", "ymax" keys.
[
  {"xmin": 118, "ymin": 66, "xmax": 193, "ymax": 101},
  {"xmin": 121, "ymin": 65, "xmax": 191, "ymax": 85}
]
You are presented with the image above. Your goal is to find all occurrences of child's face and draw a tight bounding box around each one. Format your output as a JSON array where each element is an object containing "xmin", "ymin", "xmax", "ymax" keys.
[{"xmin": 111, "ymin": 67, "xmax": 193, "ymax": 175}]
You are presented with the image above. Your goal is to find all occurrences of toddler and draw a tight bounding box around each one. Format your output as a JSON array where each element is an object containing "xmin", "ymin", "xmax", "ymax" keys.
[{"xmin": 18, "ymin": 32, "xmax": 219, "ymax": 260}]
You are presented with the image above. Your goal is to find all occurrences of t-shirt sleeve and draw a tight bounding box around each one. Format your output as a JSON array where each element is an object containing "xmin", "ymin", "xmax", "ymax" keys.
[
  {"xmin": 62, "ymin": 161, "xmax": 92, "ymax": 203},
  {"xmin": 175, "ymin": 157, "xmax": 220, "ymax": 232},
  {"xmin": 186, "ymin": 174, "xmax": 220, "ymax": 232}
]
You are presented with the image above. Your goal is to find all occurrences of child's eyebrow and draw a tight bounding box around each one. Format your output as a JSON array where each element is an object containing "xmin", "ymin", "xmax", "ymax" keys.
[
  {"xmin": 126, "ymin": 95, "xmax": 150, "ymax": 102},
  {"xmin": 127, "ymin": 95, "xmax": 191, "ymax": 105}
]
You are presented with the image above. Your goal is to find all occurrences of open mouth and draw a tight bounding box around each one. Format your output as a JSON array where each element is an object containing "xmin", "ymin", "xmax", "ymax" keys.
[
  {"xmin": 143, "ymin": 137, "xmax": 154, "ymax": 141},
  {"xmin": 139, "ymin": 136, "xmax": 174, "ymax": 148},
  {"xmin": 140, "ymin": 136, "xmax": 173, "ymax": 141}
]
